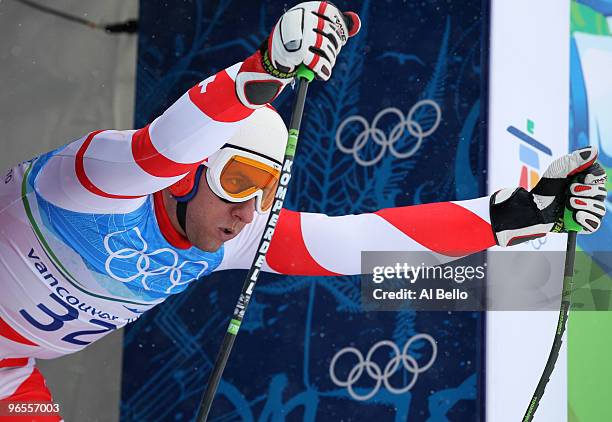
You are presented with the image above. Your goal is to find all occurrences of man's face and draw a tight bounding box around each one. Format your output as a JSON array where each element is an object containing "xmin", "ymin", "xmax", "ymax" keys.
[{"xmin": 185, "ymin": 168, "xmax": 256, "ymax": 252}]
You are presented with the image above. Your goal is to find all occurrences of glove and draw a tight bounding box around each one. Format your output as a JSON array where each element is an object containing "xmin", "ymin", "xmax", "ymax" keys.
[
  {"xmin": 235, "ymin": 3, "xmax": 360, "ymax": 107},
  {"xmin": 267, "ymin": 2, "xmax": 360, "ymax": 81},
  {"xmin": 490, "ymin": 146, "xmax": 608, "ymax": 247}
]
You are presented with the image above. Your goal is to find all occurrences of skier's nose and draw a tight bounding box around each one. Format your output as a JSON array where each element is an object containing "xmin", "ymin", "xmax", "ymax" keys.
[{"xmin": 232, "ymin": 198, "xmax": 256, "ymax": 224}]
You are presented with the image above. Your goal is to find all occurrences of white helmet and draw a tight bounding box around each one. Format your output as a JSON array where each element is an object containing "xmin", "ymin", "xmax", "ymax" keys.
[
  {"xmin": 214, "ymin": 106, "xmax": 287, "ymax": 164},
  {"xmin": 170, "ymin": 107, "xmax": 288, "ymax": 225}
]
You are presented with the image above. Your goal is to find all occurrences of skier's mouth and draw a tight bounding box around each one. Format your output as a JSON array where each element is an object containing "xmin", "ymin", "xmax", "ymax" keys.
[{"xmin": 218, "ymin": 227, "xmax": 236, "ymax": 240}]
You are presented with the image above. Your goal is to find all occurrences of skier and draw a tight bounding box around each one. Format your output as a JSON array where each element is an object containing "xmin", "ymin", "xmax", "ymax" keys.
[{"xmin": 0, "ymin": 2, "xmax": 607, "ymax": 420}]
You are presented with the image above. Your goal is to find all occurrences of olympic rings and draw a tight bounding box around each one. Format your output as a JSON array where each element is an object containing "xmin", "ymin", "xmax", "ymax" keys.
[
  {"xmin": 335, "ymin": 100, "xmax": 442, "ymax": 166},
  {"xmin": 530, "ymin": 236, "xmax": 547, "ymax": 250},
  {"xmin": 329, "ymin": 334, "xmax": 437, "ymax": 401},
  {"xmin": 104, "ymin": 227, "xmax": 208, "ymax": 293}
]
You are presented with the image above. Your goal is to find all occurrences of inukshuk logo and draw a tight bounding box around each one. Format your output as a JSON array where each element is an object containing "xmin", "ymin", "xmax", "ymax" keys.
[
  {"xmin": 329, "ymin": 334, "xmax": 437, "ymax": 401},
  {"xmin": 507, "ymin": 119, "xmax": 553, "ymax": 190},
  {"xmin": 335, "ymin": 100, "xmax": 442, "ymax": 166}
]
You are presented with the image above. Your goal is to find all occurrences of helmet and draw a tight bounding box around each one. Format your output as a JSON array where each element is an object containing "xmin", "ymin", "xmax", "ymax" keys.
[{"xmin": 169, "ymin": 107, "xmax": 287, "ymax": 229}]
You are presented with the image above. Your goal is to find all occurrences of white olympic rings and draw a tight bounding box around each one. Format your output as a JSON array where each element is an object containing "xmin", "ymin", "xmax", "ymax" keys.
[
  {"xmin": 329, "ymin": 333, "xmax": 437, "ymax": 401},
  {"xmin": 335, "ymin": 100, "xmax": 442, "ymax": 166},
  {"xmin": 104, "ymin": 227, "xmax": 208, "ymax": 293},
  {"xmin": 530, "ymin": 236, "xmax": 547, "ymax": 250}
]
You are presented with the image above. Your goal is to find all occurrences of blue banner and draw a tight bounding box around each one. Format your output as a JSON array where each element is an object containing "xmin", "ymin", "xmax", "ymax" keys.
[{"xmin": 122, "ymin": 1, "xmax": 488, "ymax": 421}]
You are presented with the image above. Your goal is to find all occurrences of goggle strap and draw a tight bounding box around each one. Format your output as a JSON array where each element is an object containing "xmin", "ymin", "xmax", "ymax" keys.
[
  {"xmin": 174, "ymin": 165, "xmax": 206, "ymax": 203},
  {"xmin": 222, "ymin": 143, "xmax": 283, "ymax": 166}
]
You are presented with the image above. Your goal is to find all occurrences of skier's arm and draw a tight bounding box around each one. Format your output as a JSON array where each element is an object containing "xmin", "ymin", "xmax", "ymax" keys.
[
  {"xmin": 267, "ymin": 197, "xmax": 495, "ymax": 275},
  {"xmin": 35, "ymin": 52, "xmax": 292, "ymax": 213},
  {"xmin": 216, "ymin": 147, "xmax": 607, "ymax": 275},
  {"xmin": 216, "ymin": 196, "xmax": 495, "ymax": 275},
  {"xmin": 35, "ymin": 1, "xmax": 358, "ymax": 213}
]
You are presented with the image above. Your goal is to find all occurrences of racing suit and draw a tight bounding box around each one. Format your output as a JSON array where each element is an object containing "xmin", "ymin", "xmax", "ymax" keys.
[{"xmin": 0, "ymin": 53, "xmax": 495, "ymax": 417}]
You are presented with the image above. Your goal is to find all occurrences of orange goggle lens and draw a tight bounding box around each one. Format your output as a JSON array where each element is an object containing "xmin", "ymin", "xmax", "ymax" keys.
[{"xmin": 219, "ymin": 155, "xmax": 280, "ymax": 211}]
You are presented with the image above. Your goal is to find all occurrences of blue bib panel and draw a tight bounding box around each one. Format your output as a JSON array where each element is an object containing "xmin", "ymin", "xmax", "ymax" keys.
[{"xmin": 27, "ymin": 150, "xmax": 224, "ymax": 303}]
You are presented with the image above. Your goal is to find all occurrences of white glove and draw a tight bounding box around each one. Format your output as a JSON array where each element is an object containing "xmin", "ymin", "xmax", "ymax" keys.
[
  {"xmin": 490, "ymin": 146, "xmax": 607, "ymax": 247},
  {"xmin": 234, "ymin": 2, "xmax": 360, "ymax": 107},
  {"xmin": 267, "ymin": 2, "xmax": 361, "ymax": 80}
]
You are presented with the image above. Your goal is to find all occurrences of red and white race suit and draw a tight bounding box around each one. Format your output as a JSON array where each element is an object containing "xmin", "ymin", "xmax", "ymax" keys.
[{"xmin": 0, "ymin": 52, "xmax": 495, "ymax": 408}]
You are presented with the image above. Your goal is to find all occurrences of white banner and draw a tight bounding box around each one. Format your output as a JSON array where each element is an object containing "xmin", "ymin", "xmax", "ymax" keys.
[{"xmin": 487, "ymin": 1, "xmax": 570, "ymax": 421}]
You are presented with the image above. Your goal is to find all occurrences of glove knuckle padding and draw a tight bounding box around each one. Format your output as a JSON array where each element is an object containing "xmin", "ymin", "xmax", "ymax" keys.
[
  {"xmin": 570, "ymin": 183, "xmax": 591, "ymax": 196},
  {"xmin": 318, "ymin": 3, "xmax": 349, "ymax": 44},
  {"xmin": 570, "ymin": 183, "xmax": 607, "ymax": 200},
  {"xmin": 567, "ymin": 160, "xmax": 607, "ymax": 231},
  {"xmin": 575, "ymin": 210, "xmax": 601, "ymax": 232},
  {"xmin": 322, "ymin": 19, "xmax": 345, "ymax": 50},
  {"xmin": 312, "ymin": 59, "xmax": 333, "ymax": 80},
  {"xmin": 582, "ymin": 170, "xmax": 608, "ymax": 185},
  {"xmin": 570, "ymin": 197, "xmax": 605, "ymax": 215}
]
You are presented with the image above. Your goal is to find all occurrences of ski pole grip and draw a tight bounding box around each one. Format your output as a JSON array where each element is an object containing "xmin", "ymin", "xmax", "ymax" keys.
[
  {"xmin": 563, "ymin": 207, "xmax": 582, "ymax": 233},
  {"xmin": 564, "ymin": 170, "xmax": 585, "ymax": 233},
  {"xmin": 296, "ymin": 65, "xmax": 315, "ymax": 82}
]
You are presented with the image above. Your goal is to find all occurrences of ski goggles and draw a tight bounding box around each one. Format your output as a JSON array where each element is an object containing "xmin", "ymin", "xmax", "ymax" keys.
[{"xmin": 204, "ymin": 146, "xmax": 282, "ymax": 214}]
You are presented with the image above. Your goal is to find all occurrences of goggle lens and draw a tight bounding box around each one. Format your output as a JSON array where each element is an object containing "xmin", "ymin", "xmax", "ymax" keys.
[{"xmin": 219, "ymin": 155, "xmax": 280, "ymax": 212}]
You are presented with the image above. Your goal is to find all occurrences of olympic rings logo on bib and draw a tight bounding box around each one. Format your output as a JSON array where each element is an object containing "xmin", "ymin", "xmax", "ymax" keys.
[
  {"xmin": 104, "ymin": 227, "xmax": 209, "ymax": 294},
  {"xmin": 335, "ymin": 100, "xmax": 442, "ymax": 166},
  {"xmin": 329, "ymin": 334, "xmax": 437, "ymax": 401}
]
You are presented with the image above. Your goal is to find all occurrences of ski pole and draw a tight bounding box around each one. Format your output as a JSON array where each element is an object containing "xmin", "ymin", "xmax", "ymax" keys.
[
  {"xmin": 522, "ymin": 172, "xmax": 596, "ymax": 422},
  {"xmin": 522, "ymin": 230, "xmax": 576, "ymax": 422},
  {"xmin": 194, "ymin": 64, "xmax": 315, "ymax": 422}
]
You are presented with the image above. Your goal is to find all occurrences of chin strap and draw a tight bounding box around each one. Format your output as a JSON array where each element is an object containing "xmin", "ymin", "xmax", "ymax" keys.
[
  {"xmin": 176, "ymin": 201, "xmax": 188, "ymax": 234},
  {"xmin": 171, "ymin": 165, "xmax": 207, "ymax": 236}
]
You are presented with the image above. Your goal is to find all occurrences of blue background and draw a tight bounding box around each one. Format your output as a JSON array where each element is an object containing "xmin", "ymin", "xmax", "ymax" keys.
[{"xmin": 121, "ymin": 1, "xmax": 489, "ymax": 421}]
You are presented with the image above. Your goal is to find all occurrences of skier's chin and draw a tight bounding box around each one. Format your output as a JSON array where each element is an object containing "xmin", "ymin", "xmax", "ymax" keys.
[
  {"xmin": 186, "ymin": 230, "xmax": 220, "ymax": 253},
  {"xmin": 197, "ymin": 227, "xmax": 241, "ymax": 252},
  {"xmin": 197, "ymin": 239, "xmax": 224, "ymax": 253}
]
